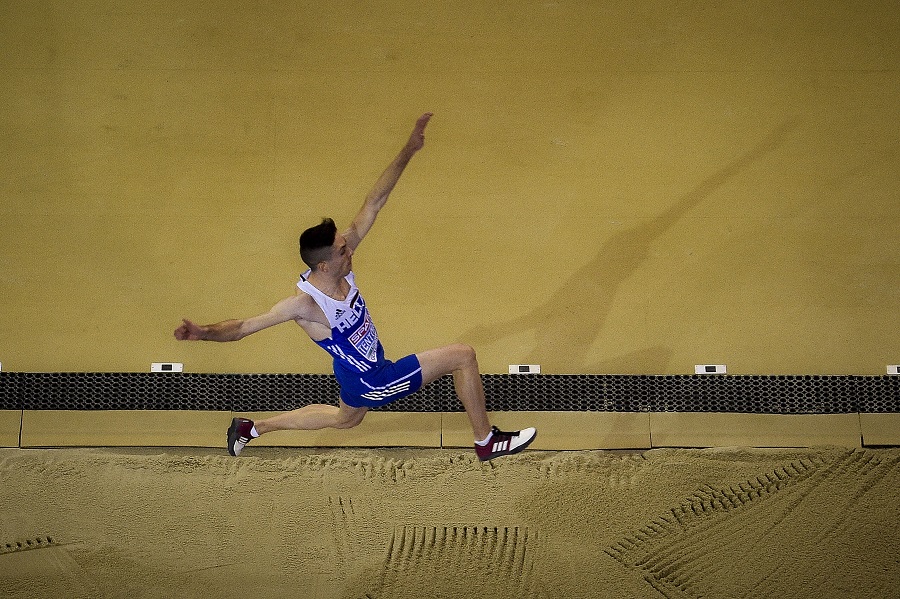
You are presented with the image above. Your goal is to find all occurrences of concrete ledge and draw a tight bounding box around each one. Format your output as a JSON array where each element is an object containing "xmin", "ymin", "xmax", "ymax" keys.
[
  {"xmin": 650, "ymin": 412, "xmax": 862, "ymax": 448},
  {"xmin": 441, "ymin": 411, "xmax": 652, "ymax": 450},
  {"xmin": 0, "ymin": 410, "xmax": 21, "ymax": 447},
  {"xmin": 860, "ymin": 413, "xmax": 900, "ymax": 446},
  {"xmin": 236, "ymin": 411, "xmax": 442, "ymax": 448},
  {"xmin": 12, "ymin": 410, "xmax": 881, "ymax": 450},
  {"xmin": 20, "ymin": 410, "xmax": 233, "ymax": 448}
]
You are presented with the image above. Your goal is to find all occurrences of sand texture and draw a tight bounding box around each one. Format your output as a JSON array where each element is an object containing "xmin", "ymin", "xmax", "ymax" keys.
[{"xmin": 1, "ymin": 446, "xmax": 898, "ymax": 598}]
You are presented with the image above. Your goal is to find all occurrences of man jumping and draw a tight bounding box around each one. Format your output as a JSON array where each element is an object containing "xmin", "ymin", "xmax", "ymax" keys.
[{"xmin": 174, "ymin": 113, "xmax": 536, "ymax": 461}]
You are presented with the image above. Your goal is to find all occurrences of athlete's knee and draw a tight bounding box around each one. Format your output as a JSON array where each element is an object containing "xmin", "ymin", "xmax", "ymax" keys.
[
  {"xmin": 333, "ymin": 414, "xmax": 364, "ymax": 429},
  {"xmin": 333, "ymin": 405, "xmax": 367, "ymax": 429},
  {"xmin": 450, "ymin": 343, "xmax": 478, "ymax": 370}
]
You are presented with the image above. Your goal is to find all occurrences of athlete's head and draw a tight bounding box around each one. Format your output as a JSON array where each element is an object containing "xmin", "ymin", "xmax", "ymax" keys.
[{"xmin": 299, "ymin": 218, "xmax": 338, "ymax": 270}]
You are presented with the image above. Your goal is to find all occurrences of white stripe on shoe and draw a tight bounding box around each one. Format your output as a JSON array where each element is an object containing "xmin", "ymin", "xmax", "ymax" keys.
[{"xmin": 492, "ymin": 440, "xmax": 509, "ymax": 453}]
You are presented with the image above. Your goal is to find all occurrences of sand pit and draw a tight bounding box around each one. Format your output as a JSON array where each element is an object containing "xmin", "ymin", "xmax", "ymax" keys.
[{"xmin": 1, "ymin": 446, "xmax": 897, "ymax": 598}]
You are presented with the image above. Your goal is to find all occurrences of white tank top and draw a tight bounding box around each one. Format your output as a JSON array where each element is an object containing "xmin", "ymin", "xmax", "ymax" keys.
[{"xmin": 296, "ymin": 271, "xmax": 385, "ymax": 373}]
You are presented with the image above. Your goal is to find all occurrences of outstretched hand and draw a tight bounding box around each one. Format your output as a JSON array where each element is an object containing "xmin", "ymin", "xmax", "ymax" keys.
[
  {"xmin": 406, "ymin": 113, "xmax": 433, "ymax": 153},
  {"xmin": 174, "ymin": 318, "xmax": 204, "ymax": 341}
]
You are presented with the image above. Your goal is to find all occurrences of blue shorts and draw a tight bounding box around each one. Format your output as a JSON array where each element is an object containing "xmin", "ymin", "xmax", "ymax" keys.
[{"xmin": 335, "ymin": 354, "xmax": 424, "ymax": 408}]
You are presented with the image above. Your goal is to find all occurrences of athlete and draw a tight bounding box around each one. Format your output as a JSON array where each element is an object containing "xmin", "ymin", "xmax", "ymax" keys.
[{"xmin": 174, "ymin": 113, "xmax": 536, "ymax": 461}]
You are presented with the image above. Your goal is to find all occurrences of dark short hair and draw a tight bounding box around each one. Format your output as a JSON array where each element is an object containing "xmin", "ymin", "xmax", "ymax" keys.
[{"xmin": 299, "ymin": 218, "xmax": 337, "ymax": 270}]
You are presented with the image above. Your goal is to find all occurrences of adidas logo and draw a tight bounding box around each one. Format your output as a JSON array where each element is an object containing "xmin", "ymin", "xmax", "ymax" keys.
[
  {"xmin": 491, "ymin": 440, "xmax": 509, "ymax": 453},
  {"xmin": 335, "ymin": 309, "xmax": 345, "ymax": 318}
]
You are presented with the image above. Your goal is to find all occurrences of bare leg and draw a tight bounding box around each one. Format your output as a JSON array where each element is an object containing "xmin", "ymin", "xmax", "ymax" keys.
[
  {"xmin": 254, "ymin": 400, "xmax": 367, "ymax": 435},
  {"xmin": 417, "ymin": 344, "xmax": 492, "ymax": 441}
]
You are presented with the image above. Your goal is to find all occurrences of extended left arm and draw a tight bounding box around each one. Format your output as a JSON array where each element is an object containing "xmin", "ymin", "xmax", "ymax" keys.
[{"xmin": 344, "ymin": 112, "xmax": 432, "ymax": 249}]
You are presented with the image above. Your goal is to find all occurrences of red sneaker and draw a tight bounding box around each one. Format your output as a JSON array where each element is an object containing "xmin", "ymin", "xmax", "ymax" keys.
[
  {"xmin": 226, "ymin": 417, "xmax": 255, "ymax": 456},
  {"xmin": 475, "ymin": 426, "xmax": 537, "ymax": 461}
]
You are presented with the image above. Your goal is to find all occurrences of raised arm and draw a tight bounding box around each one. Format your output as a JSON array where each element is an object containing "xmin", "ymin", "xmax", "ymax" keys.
[{"xmin": 344, "ymin": 112, "xmax": 432, "ymax": 250}]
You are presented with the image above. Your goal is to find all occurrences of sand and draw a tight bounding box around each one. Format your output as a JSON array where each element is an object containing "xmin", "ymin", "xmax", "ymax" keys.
[{"xmin": 1, "ymin": 446, "xmax": 898, "ymax": 598}]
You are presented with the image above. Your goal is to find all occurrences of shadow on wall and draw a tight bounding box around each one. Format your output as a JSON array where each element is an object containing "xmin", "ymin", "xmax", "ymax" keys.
[{"xmin": 464, "ymin": 119, "xmax": 799, "ymax": 373}]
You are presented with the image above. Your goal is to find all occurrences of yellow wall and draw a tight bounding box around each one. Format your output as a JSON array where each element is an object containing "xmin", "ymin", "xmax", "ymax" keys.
[{"xmin": 1, "ymin": 1, "xmax": 897, "ymax": 375}]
